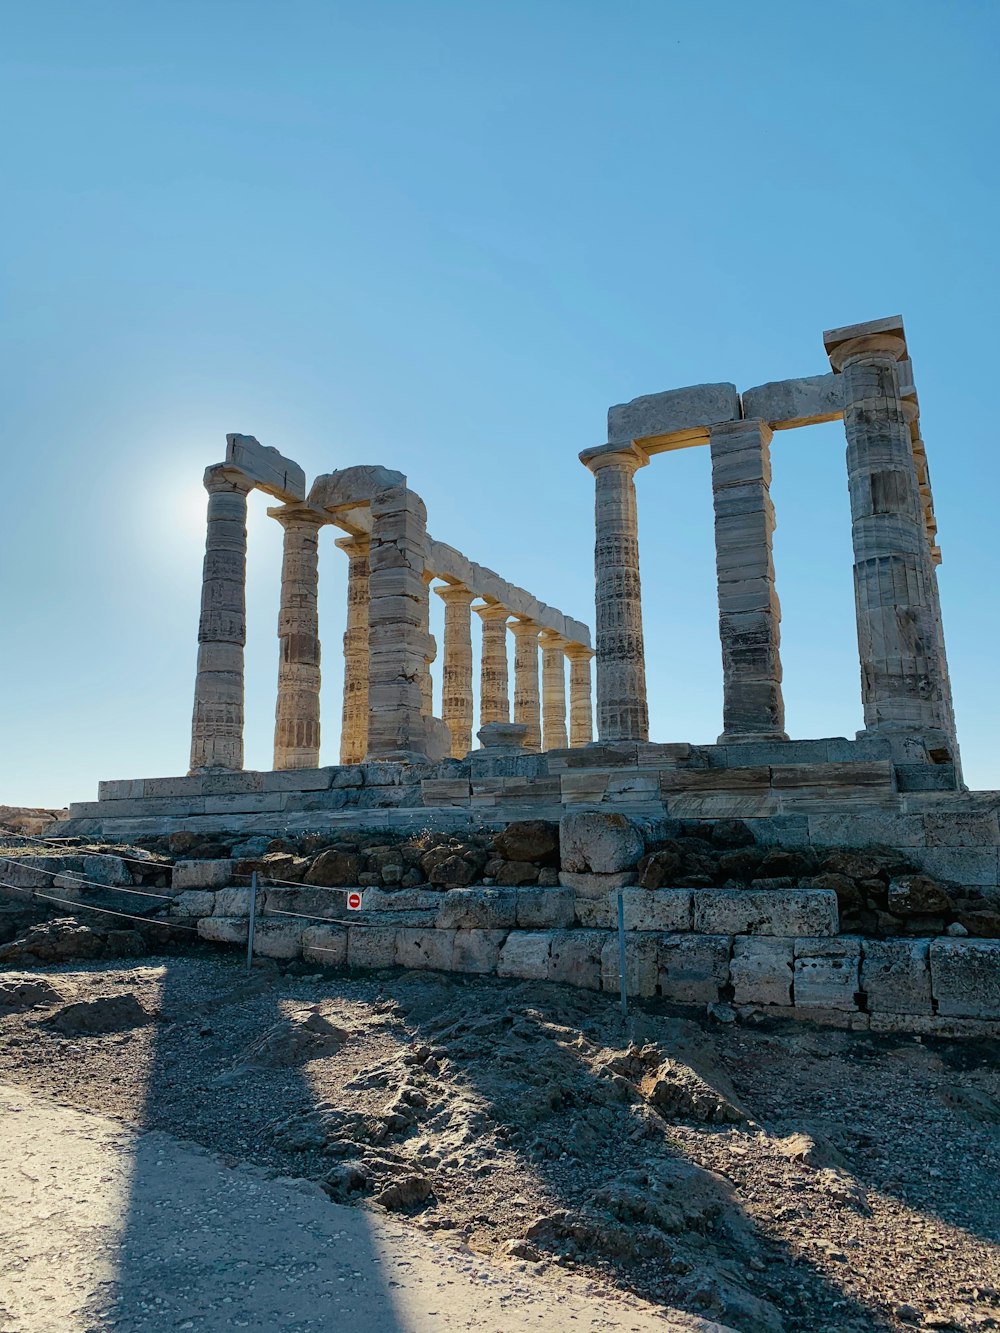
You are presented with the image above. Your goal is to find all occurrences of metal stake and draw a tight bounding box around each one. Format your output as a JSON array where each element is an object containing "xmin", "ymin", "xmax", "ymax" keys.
[
  {"xmin": 617, "ymin": 890, "xmax": 628, "ymax": 1020},
  {"xmin": 246, "ymin": 870, "xmax": 258, "ymax": 973}
]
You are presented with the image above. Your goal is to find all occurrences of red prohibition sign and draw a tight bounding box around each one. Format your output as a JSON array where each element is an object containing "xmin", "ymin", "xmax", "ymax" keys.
[{"xmin": 346, "ymin": 891, "xmax": 362, "ymax": 911}]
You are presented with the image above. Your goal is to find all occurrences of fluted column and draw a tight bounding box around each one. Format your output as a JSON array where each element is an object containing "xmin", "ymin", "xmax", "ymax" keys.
[
  {"xmin": 476, "ymin": 603, "xmax": 510, "ymax": 726},
  {"xmin": 585, "ymin": 445, "xmax": 649, "ymax": 742},
  {"xmin": 437, "ymin": 583, "xmax": 475, "ymax": 758},
  {"xmin": 189, "ymin": 465, "xmax": 254, "ymax": 773},
  {"xmin": 510, "ymin": 619, "xmax": 541, "ymax": 751},
  {"xmin": 337, "ymin": 534, "xmax": 370, "ymax": 765},
  {"xmin": 538, "ymin": 630, "xmax": 568, "ymax": 751},
  {"xmin": 565, "ymin": 644, "xmax": 594, "ymax": 747},
  {"xmin": 420, "ymin": 570, "xmax": 436, "ymax": 718},
  {"xmin": 710, "ymin": 418, "xmax": 787, "ymax": 743},
  {"xmin": 271, "ymin": 506, "xmax": 325, "ymax": 769},
  {"xmin": 825, "ymin": 320, "xmax": 949, "ymax": 738}
]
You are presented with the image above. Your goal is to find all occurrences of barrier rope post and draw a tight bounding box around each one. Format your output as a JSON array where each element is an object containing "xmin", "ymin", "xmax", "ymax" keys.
[{"xmin": 246, "ymin": 871, "xmax": 258, "ymax": 974}]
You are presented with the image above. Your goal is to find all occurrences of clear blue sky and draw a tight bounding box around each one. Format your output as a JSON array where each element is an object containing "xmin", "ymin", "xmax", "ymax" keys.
[{"xmin": 3, "ymin": 1, "xmax": 998, "ymax": 807}]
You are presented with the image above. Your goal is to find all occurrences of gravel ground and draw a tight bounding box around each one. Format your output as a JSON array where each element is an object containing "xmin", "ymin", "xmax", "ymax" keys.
[{"xmin": 0, "ymin": 946, "xmax": 998, "ymax": 1333}]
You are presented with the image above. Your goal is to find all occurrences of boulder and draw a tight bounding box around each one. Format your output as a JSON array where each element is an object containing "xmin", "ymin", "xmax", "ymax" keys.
[
  {"xmin": 493, "ymin": 860, "xmax": 540, "ymax": 887},
  {"xmin": 304, "ymin": 849, "xmax": 362, "ymax": 887},
  {"xmin": 427, "ymin": 856, "xmax": 477, "ymax": 889},
  {"xmin": 0, "ymin": 975, "xmax": 64, "ymax": 1011},
  {"xmin": 637, "ymin": 848, "xmax": 683, "ymax": 890},
  {"xmin": 44, "ymin": 993, "xmax": 152, "ymax": 1035},
  {"xmin": 492, "ymin": 820, "xmax": 559, "ymax": 865},
  {"xmin": 560, "ymin": 812, "xmax": 644, "ymax": 875},
  {"xmin": 0, "ymin": 918, "xmax": 105, "ymax": 963},
  {"xmin": 888, "ymin": 874, "xmax": 954, "ymax": 916}
]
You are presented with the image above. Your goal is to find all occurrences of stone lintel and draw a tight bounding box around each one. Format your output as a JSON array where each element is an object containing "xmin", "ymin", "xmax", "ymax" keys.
[
  {"xmin": 823, "ymin": 314, "xmax": 907, "ymax": 362},
  {"xmin": 741, "ymin": 373, "xmax": 843, "ymax": 431},
  {"xmin": 225, "ymin": 434, "xmax": 306, "ymax": 503},
  {"xmin": 308, "ymin": 465, "xmax": 408, "ymax": 514},
  {"xmin": 606, "ymin": 382, "xmax": 740, "ymax": 450}
]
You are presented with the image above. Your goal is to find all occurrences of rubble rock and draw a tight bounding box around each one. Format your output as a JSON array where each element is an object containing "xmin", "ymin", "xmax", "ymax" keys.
[
  {"xmin": 492, "ymin": 821, "xmax": 559, "ymax": 865},
  {"xmin": 44, "ymin": 993, "xmax": 152, "ymax": 1034}
]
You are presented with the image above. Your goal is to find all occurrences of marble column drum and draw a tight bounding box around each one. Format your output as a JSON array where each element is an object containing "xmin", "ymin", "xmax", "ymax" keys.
[
  {"xmin": 565, "ymin": 644, "xmax": 594, "ymax": 747},
  {"xmin": 538, "ymin": 630, "xmax": 569, "ymax": 751},
  {"xmin": 587, "ymin": 446, "xmax": 649, "ymax": 742},
  {"xmin": 476, "ymin": 603, "xmax": 511, "ymax": 726},
  {"xmin": 271, "ymin": 506, "xmax": 326, "ymax": 770},
  {"xmin": 335, "ymin": 534, "xmax": 370, "ymax": 766},
  {"xmin": 509, "ymin": 619, "xmax": 542, "ymax": 751},
  {"xmin": 709, "ymin": 418, "xmax": 787, "ymax": 743},
  {"xmin": 437, "ymin": 583, "xmax": 475, "ymax": 759},
  {"xmin": 189, "ymin": 465, "xmax": 254, "ymax": 773},
  {"xmin": 420, "ymin": 570, "xmax": 436, "ymax": 718},
  {"xmin": 366, "ymin": 487, "xmax": 433, "ymax": 760},
  {"xmin": 825, "ymin": 322, "xmax": 949, "ymax": 739}
]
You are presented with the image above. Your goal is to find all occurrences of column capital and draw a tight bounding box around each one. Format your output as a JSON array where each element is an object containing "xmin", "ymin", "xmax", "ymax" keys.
[
  {"xmin": 475, "ymin": 601, "xmax": 510, "ymax": 623},
  {"xmin": 267, "ymin": 502, "xmax": 329, "ymax": 530},
  {"xmin": 537, "ymin": 628, "xmax": 567, "ymax": 650},
  {"xmin": 579, "ymin": 441, "xmax": 649, "ymax": 475},
  {"xmin": 435, "ymin": 582, "xmax": 475, "ymax": 605},
  {"xmin": 508, "ymin": 618, "xmax": 540, "ymax": 638},
  {"xmin": 824, "ymin": 314, "xmax": 908, "ymax": 371},
  {"xmin": 203, "ymin": 463, "xmax": 255, "ymax": 496},
  {"xmin": 563, "ymin": 641, "xmax": 595, "ymax": 661},
  {"xmin": 335, "ymin": 532, "xmax": 371, "ymax": 556}
]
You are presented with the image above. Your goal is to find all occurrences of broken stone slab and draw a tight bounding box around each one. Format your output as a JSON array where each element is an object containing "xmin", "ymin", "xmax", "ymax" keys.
[
  {"xmin": 173, "ymin": 860, "xmax": 234, "ymax": 891},
  {"xmin": 730, "ymin": 936, "xmax": 793, "ymax": 1006},
  {"xmin": 741, "ymin": 373, "xmax": 843, "ymax": 431},
  {"xmin": 792, "ymin": 937, "xmax": 862, "ymax": 1011},
  {"xmin": 497, "ymin": 931, "xmax": 551, "ymax": 980},
  {"xmin": 860, "ymin": 938, "xmax": 933, "ymax": 1015},
  {"xmin": 225, "ymin": 434, "xmax": 306, "ymax": 503},
  {"xmin": 930, "ymin": 938, "xmax": 1000, "ymax": 1018},
  {"xmin": 558, "ymin": 870, "xmax": 638, "ymax": 898},
  {"xmin": 604, "ymin": 382, "xmax": 741, "ymax": 450},
  {"xmin": 692, "ymin": 889, "xmax": 839, "ymax": 938},
  {"xmin": 657, "ymin": 934, "xmax": 731, "ymax": 1004},
  {"xmin": 171, "ymin": 890, "xmax": 216, "ymax": 918},
  {"xmin": 560, "ymin": 811, "xmax": 644, "ymax": 874},
  {"xmin": 618, "ymin": 888, "xmax": 693, "ymax": 932}
]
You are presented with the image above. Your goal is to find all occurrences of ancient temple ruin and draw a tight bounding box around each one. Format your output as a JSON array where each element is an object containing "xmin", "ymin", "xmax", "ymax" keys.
[{"xmin": 189, "ymin": 445, "xmax": 593, "ymax": 774}]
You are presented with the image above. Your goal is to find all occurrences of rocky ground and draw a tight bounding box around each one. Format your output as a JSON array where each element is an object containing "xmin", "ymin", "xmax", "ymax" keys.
[{"xmin": 1, "ymin": 942, "xmax": 998, "ymax": 1332}]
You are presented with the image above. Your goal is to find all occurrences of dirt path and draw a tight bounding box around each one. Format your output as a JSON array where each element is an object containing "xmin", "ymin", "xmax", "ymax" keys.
[{"xmin": 0, "ymin": 1080, "xmax": 728, "ymax": 1333}]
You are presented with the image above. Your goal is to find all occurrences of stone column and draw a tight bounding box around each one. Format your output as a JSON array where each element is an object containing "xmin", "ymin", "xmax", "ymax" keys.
[
  {"xmin": 565, "ymin": 644, "xmax": 594, "ymax": 747},
  {"xmin": 336, "ymin": 534, "xmax": 370, "ymax": 765},
  {"xmin": 825, "ymin": 319, "xmax": 949, "ymax": 739},
  {"xmin": 366, "ymin": 487, "xmax": 433, "ymax": 760},
  {"xmin": 585, "ymin": 445, "xmax": 649, "ymax": 742},
  {"xmin": 271, "ymin": 506, "xmax": 325, "ymax": 770},
  {"xmin": 436, "ymin": 583, "xmax": 475, "ymax": 759},
  {"xmin": 709, "ymin": 419, "xmax": 787, "ymax": 743},
  {"xmin": 510, "ymin": 619, "xmax": 541, "ymax": 751},
  {"xmin": 538, "ymin": 630, "xmax": 569, "ymax": 751},
  {"xmin": 476, "ymin": 603, "xmax": 510, "ymax": 726},
  {"xmin": 420, "ymin": 570, "xmax": 436, "ymax": 717},
  {"xmin": 189, "ymin": 465, "xmax": 254, "ymax": 773}
]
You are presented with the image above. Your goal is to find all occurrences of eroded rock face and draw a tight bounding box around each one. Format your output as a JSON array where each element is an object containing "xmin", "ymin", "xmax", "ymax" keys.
[
  {"xmin": 0, "ymin": 919, "xmax": 106, "ymax": 964},
  {"xmin": 238, "ymin": 1007, "xmax": 351, "ymax": 1070}
]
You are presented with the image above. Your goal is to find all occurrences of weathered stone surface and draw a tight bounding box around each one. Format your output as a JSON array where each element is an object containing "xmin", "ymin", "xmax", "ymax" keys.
[
  {"xmin": 212, "ymin": 886, "xmax": 256, "ymax": 916},
  {"xmin": 600, "ymin": 934, "xmax": 658, "ymax": 997},
  {"xmin": 515, "ymin": 887, "xmax": 575, "ymax": 930},
  {"xmin": 930, "ymin": 938, "xmax": 1000, "ymax": 1018},
  {"xmin": 198, "ymin": 916, "xmax": 249, "ymax": 946},
  {"xmin": 497, "ymin": 932, "xmax": 551, "ymax": 980},
  {"xmin": 301, "ymin": 925, "xmax": 348, "ymax": 966},
  {"xmin": 436, "ymin": 888, "xmax": 517, "ymax": 931},
  {"xmin": 793, "ymin": 937, "xmax": 861, "ymax": 1010},
  {"xmin": 173, "ymin": 860, "xmax": 233, "ymax": 890},
  {"xmin": 741, "ymin": 373, "xmax": 842, "ymax": 430},
  {"xmin": 547, "ymin": 930, "xmax": 605, "ymax": 990},
  {"xmin": 558, "ymin": 870, "xmax": 638, "ymax": 897},
  {"xmin": 657, "ymin": 934, "xmax": 731, "ymax": 1004},
  {"xmin": 693, "ymin": 889, "xmax": 838, "ymax": 938},
  {"xmin": 860, "ymin": 938, "xmax": 932, "ymax": 1014},
  {"xmin": 170, "ymin": 890, "xmax": 216, "ymax": 918},
  {"xmin": 395, "ymin": 928, "xmax": 456, "ymax": 971},
  {"xmin": 452, "ymin": 929, "xmax": 508, "ymax": 973},
  {"xmin": 347, "ymin": 926, "xmax": 398, "ymax": 970},
  {"xmin": 730, "ymin": 937, "xmax": 793, "ymax": 1006},
  {"xmin": 560, "ymin": 812, "xmax": 644, "ymax": 874},
  {"xmin": 250, "ymin": 920, "xmax": 304, "ymax": 959},
  {"xmin": 619, "ymin": 888, "xmax": 692, "ymax": 932},
  {"xmin": 225, "ymin": 433, "xmax": 306, "ymax": 502},
  {"xmin": 509, "ymin": 620, "xmax": 541, "ymax": 753},
  {"xmin": 605, "ymin": 382, "xmax": 740, "ymax": 447}
]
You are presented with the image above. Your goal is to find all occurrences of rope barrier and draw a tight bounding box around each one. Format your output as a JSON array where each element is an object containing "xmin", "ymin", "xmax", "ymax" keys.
[
  {"xmin": 0, "ymin": 880, "xmax": 199, "ymax": 932},
  {"xmin": 0, "ymin": 856, "xmax": 175, "ymax": 902},
  {"xmin": 0, "ymin": 829, "xmax": 170, "ymax": 872}
]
